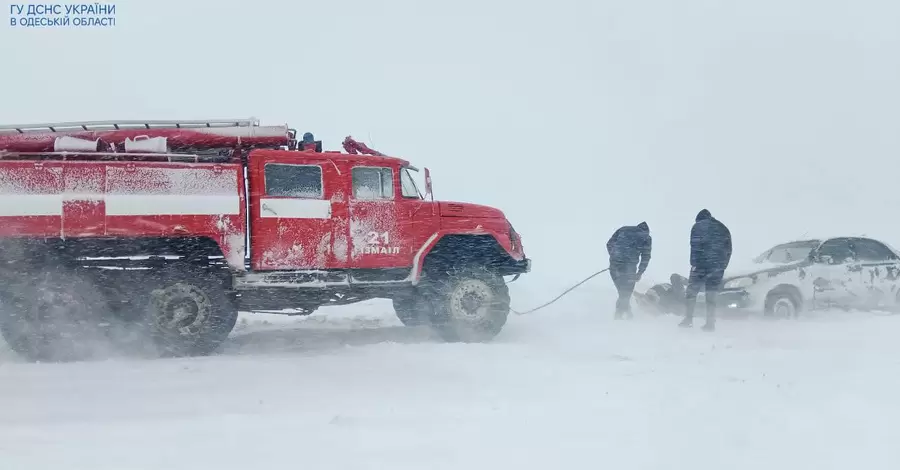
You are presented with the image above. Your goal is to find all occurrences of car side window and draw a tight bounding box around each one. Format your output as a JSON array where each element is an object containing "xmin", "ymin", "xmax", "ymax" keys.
[
  {"xmin": 352, "ymin": 167, "xmax": 393, "ymax": 200},
  {"xmin": 264, "ymin": 163, "xmax": 323, "ymax": 198},
  {"xmin": 852, "ymin": 239, "xmax": 898, "ymax": 261},
  {"xmin": 818, "ymin": 238, "xmax": 854, "ymax": 264},
  {"xmin": 768, "ymin": 249, "xmax": 791, "ymax": 263}
]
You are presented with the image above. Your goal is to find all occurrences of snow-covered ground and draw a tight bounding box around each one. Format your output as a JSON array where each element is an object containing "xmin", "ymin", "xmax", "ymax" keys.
[
  {"xmin": 4, "ymin": 0, "xmax": 900, "ymax": 468},
  {"xmin": 1, "ymin": 296, "xmax": 898, "ymax": 470}
]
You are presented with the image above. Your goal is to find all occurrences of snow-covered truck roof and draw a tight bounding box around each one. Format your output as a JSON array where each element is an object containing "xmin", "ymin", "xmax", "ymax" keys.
[
  {"xmin": 0, "ymin": 118, "xmax": 292, "ymax": 154},
  {"xmin": 0, "ymin": 118, "xmax": 411, "ymax": 167}
]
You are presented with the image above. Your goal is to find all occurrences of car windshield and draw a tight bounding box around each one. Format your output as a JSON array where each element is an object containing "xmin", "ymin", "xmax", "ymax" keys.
[
  {"xmin": 881, "ymin": 240, "xmax": 900, "ymax": 259},
  {"xmin": 400, "ymin": 166, "xmax": 423, "ymax": 199},
  {"xmin": 754, "ymin": 240, "xmax": 821, "ymax": 264}
]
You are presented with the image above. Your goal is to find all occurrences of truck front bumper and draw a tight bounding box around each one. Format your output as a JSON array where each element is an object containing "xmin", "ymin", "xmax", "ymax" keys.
[
  {"xmin": 504, "ymin": 257, "xmax": 531, "ymax": 279},
  {"xmin": 517, "ymin": 257, "xmax": 531, "ymax": 273}
]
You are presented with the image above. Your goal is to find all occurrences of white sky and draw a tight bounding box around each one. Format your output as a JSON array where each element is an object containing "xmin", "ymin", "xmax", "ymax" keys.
[{"xmin": 3, "ymin": 0, "xmax": 900, "ymax": 300}]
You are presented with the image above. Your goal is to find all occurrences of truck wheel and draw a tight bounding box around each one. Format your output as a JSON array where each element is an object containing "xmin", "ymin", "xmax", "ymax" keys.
[
  {"xmin": 145, "ymin": 265, "xmax": 238, "ymax": 357},
  {"xmin": 427, "ymin": 266, "xmax": 510, "ymax": 342},
  {"xmin": 392, "ymin": 293, "xmax": 433, "ymax": 326},
  {"xmin": 0, "ymin": 268, "xmax": 112, "ymax": 362}
]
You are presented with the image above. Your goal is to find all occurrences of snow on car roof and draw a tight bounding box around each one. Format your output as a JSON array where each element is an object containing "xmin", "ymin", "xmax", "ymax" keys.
[{"xmin": 775, "ymin": 235, "xmax": 900, "ymax": 257}]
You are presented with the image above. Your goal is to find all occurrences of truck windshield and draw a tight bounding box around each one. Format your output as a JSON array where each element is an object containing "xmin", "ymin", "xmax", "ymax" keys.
[{"xmin": 401, "ymin": 167, "xmax": 423, "ymax": 199}]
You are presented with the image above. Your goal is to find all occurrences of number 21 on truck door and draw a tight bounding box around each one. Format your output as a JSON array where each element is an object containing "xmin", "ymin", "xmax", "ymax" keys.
[{"xmin": 348, "ymin": 166, "xmax": 408, "ymax": 268}]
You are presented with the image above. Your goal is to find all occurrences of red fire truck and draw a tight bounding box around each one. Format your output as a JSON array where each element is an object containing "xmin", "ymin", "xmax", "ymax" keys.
[{"xmin": 0, "ymin": 118, "xmax": 530, "ymax": 361}]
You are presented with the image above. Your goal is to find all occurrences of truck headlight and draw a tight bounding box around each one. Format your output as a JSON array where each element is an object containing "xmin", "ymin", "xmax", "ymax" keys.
[
  {"xmin": 724, "ymin": 277, "xmax": 754, "ymax": 289},
  {"xmin": 508, "ymin": 222, "xmax": 519, "ymax": 251}
]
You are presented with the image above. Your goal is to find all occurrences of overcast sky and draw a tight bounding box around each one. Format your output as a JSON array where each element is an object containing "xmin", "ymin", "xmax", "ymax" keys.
[{"xmin": 3, "ymin": 0, "xmax": 900, "ymax": 303}]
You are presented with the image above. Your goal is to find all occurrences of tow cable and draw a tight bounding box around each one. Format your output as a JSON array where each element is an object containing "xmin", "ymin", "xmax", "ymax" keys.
[{"xmin": 510, "ymin": 268, "xmax": 610, "ymax": 315}]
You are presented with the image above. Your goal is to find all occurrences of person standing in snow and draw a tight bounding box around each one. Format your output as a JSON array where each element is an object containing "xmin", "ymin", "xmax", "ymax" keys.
[
  {"xmin": 606, "ymin": 221, "xmax": 652, "ymax": 319},
  {"xmin": 680, "ymin": 209, "xmax": 732, "ymax": 331}
]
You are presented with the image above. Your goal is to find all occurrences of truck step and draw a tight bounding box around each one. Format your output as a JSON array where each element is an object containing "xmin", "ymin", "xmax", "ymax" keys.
[
  {"xmin": 234, "ymin": 270, "xmax": 411, "ymax": 290},
  {"xmin": 235, "ymin": 270, "xmax": 348, "ymax": 289}
]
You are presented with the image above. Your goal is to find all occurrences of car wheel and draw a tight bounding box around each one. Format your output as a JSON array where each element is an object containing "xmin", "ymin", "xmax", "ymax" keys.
[{"xmin": 765, "ymin": 291, "xmax": 800, "ymax": 319}]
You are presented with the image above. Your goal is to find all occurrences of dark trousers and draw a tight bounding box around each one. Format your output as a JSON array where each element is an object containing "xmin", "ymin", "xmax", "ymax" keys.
[
  {"xmin": 609, "ymin": 262, "xmax": 637, "ymax": 315},
  {"xmin": 684, "ymin": 266, "xmax": 725, "ymax": 322}
]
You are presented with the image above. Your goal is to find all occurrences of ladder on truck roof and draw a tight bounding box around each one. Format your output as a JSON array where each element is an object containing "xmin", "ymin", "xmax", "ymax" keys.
[
  {"xmin": 0, "ymin": 117, "xmax": 299, "ymax": 162},
  {"xmin": 0, "ymin": 118, "xmax": 265, "ymax": 134}
]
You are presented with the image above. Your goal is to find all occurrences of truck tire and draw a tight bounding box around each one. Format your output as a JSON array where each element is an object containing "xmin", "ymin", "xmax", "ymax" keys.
[
  {"xmin": 392, "ymin": 293, "xmax": 433, "ymax": 327},
  {"xmin": 144, "ymin": 264, "xmax": 238, "ymax": 357},
  {"xmin": 0, "ymin": 267, "xmax": 113, "ymax": 362},
  {"xmin": 427, "ymin": 266, "xmax": 510, "ymax": 342}
]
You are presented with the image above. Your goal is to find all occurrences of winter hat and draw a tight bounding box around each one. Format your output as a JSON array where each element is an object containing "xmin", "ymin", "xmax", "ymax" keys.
[
  {"xmin": 637, "ymin": 221, "xmax": 649, "ymax": 231},
  {"xmin": 696, "ymin": 209, "xmax": 711, "ymax": 222}
]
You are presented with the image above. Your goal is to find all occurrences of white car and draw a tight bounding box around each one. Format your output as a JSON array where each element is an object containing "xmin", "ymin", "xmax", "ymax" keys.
[{"xmin": 716, "ymin": 236, "xmax": 900, "ymax": 317}]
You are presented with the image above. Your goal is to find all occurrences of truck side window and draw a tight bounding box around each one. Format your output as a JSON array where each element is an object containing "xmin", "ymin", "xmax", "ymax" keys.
[
  {"xmin": 400, "ymin": 168, "xmax": 420, "ymax": 199},
  {"xmin": 352, "ymin": 167, "xmax": 393, "ymax": 200},
  {"xmin": 264, "ymin": 163, "xmax": 323, "ymax": 198}
]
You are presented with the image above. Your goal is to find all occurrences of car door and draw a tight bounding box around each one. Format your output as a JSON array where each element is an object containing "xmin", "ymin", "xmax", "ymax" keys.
[
  {"xmin": 249, "ymin": 158, "xmax": 340, "ymax": 271},
  {"xmin": 347, "ymin": 164, "xmax": 414, "ymax": 271},
  {"xmin": 808, "ymin": 238, "xmax": 864, "ymax": 310},
  {"xmin": 850, "ymin": 237, "xmax": 900, "ymax": 309}
]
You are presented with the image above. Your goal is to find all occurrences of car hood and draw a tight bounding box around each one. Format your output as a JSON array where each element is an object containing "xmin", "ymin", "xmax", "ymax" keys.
[{"xmin": 723, "ymin": 259, "xmax": 812, "ymax": 281}]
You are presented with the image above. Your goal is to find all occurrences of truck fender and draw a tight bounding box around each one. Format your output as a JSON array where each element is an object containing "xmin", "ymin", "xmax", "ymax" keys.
[{"xmin": 410, "ymin": 229, "xmax": 518, "ymax": 285}]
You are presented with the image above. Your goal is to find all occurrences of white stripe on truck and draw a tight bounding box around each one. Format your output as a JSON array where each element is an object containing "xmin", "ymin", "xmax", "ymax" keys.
[
  {"xmin": 0, "ymin": 194, "xmax": 240, "ymax": 216},
  {"xmin": 104, "ymin": 194, "xmax": 240, "ymax": 216},
  {"xmin": 259, "ymin": 198, "xmax": 331, "ymax": 219},
  {"xmin": 0, "ymin": 194, "xmax": 64, "ymax": 216},
  {"xmin": 0, "ymin": 195, "xmax": 334, "ymax": 218},
  {"xmin": 0, "ymin": 166, "xmax": 244, "ymax": 217}
]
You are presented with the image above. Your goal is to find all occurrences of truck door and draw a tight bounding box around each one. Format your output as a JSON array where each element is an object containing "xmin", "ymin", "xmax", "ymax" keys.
[
  {"xmin": 347, "ymin": 164, "xmax": 415, "ymax": 269},
  {"xmin": 248, "ymin": 157, "xmax": 343, "ymax": 271},
  {"xmin": 398, "ymin": 165, "xmax": 440, "ymax": 252}
]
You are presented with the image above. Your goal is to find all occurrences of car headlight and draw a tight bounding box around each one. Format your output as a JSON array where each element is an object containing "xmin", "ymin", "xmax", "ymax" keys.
[{"xmin": 724, "ymin": 277, "xmax": 754, "ymax": 289}]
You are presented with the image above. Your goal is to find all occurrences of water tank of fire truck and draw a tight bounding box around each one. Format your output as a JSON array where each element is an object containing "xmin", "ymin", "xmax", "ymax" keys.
[
  {"xmin": 124, "ymin": 136, "xmax": 168, "ymax": 153},
  {"xmin": 53, "ymin": 136, "xmax": 102, "ymax": 152}
]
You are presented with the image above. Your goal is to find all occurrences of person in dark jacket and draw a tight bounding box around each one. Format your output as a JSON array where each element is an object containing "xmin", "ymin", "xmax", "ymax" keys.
[
  {"xmin": 606, "ymin": 221, "xmax": 652, "ymax": 319},
  {"xmin": 680, "ymin": 209, "xmax": 732, "ymax": 331}
]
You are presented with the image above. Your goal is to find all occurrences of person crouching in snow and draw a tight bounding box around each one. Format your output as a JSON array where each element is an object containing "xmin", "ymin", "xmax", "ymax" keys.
[
  {"xmin": 636, "ymin": 273, "xmax": 688, "ymax": 316},
  {"xmin": 606, "ymin": 221, "xmax": 652, "ymax": 319}
]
